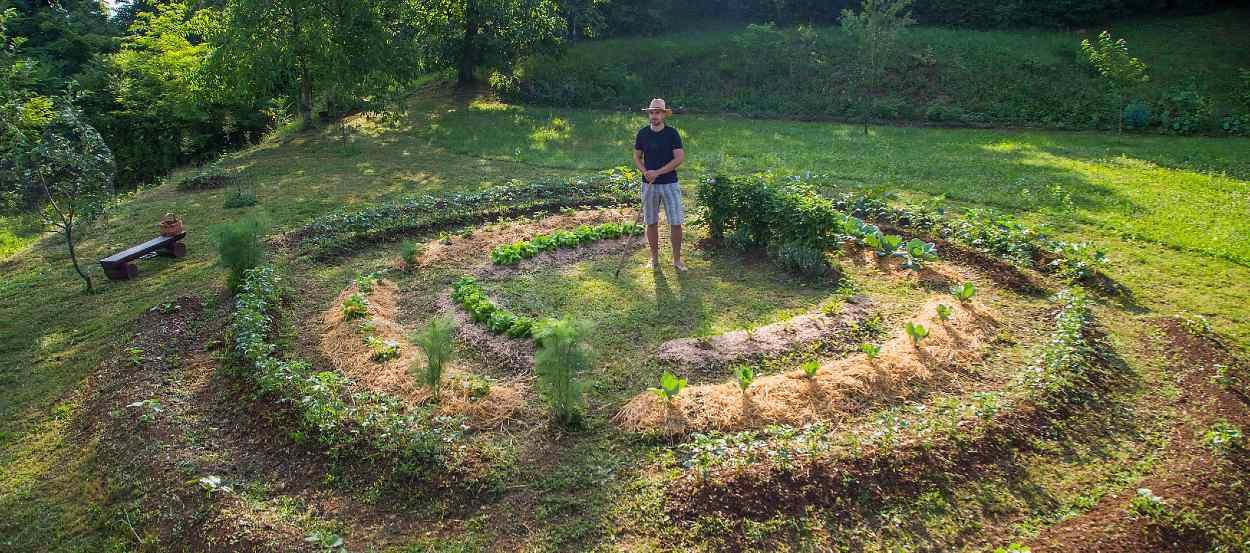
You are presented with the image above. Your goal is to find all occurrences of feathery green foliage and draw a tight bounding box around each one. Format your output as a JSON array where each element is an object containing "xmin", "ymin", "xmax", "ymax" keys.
[
  {"xmin": 533, "ymin": 318, "xmax": 589, "ymax": 426},
  {"xmin": 209, "ymin": 212, "xmax": 269, "ymax": 292},
  {"xmin": 411, "ymin": 315, "xmax": 456, "ymax": 401}
]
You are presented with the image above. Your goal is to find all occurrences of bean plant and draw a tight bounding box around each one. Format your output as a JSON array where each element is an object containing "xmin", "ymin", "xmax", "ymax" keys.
[
  {"xmin": 905, "ymin": 322, "xmax": 930, "ymax": 346},
  {"xmin": 655, "ymin": 371, "xmax": 687, "ymax": 404},
  {"xmin": 802, "ymin": 359, "xmax": 820, "ymax": 378},
  {"xmin": 734, "ymin": 365, "xmax": 756, "ymax": 393}
]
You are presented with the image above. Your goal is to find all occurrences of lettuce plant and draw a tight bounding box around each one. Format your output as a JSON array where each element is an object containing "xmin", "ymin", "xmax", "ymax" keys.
[{"xmin": 366, "ymin": 335, "xmax": 400, "ymax": 362}]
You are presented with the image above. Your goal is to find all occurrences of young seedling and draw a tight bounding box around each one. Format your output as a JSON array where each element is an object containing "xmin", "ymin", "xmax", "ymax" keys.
[
  {"xmin": 654, "ymin": 371, "xmax": 687, "ymax": 404},
  {"xmin": 905, "ymin": 322, "xmax": 930, "ymax": 347},
  {"xmin": 861, "ymin": 343, "xmax": 881, "ymax": 359},
  {"xmin": 950, "ymin": 282, "xmax": 977, "ymax": 303},
  {"xmin": 354, "ymin": 273, "xmax": 378, "ymax": 294},
  {"xmin": 936, "ymin": 303, "xmax": 953, "ymax": 321},
  {"xmin": 400, "ymin": 241, "xmax": 423, "ymax": 267},
  {"xmin": 802, "ymin": 359, "xmax": 821, "ymax": 378},
  {"xmin": 365, "ymin": 335, "xmax": 400, "ymax": 362},
  {"xmin": 734, "ymin": 365, "xmax": 756, "ymax": 393}
]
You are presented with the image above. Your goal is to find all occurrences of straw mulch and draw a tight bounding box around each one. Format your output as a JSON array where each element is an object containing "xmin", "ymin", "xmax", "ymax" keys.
[
  {"xmin": 318, "ymin": 279, "xmax": 528, "ymax": 427},
  {"xmin": 614, "ymin": 297, "xmax": 998, "ymax": 436}
]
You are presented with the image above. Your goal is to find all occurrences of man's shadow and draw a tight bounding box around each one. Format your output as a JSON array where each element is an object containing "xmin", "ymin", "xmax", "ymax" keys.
[{"xmin": 653, "ymin": 265, "xmax": 706, "ymax": 332}]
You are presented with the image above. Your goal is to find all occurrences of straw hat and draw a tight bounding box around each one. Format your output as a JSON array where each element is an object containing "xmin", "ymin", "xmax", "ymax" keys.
[{"xmin": 641, "ymin": 98, "xmax": 673, "ymax": 115}]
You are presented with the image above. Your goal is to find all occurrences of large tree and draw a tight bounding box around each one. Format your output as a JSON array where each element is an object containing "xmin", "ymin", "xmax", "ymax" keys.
[
  {"xmin": 415, "ymin": 0, "xmax": 564, "ymax": 85},
  {"xmin": 209, "ymin": 0, "xmax": 423, "ymax": 126}
]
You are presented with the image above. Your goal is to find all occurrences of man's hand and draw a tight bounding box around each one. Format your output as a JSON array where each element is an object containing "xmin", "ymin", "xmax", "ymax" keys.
[{"xmin": 643, "ymin": 169, "xmax": 659, "ymax": 184}]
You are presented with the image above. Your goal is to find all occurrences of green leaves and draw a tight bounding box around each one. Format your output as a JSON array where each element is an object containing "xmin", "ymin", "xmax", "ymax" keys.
[
  {"xmin": 861, "ymin": 343, "xmax": 882, "ymax": 359},
  {"xmin": 900, "ymin": 238, "xmax": 939, "ymax": 269},
  {"xmin": 734, "ymin": 365, "xmax": 756, "ymax": 392},
  {"xmin": 365, "ymin": 335, "xmax": 400, "ymax": 362},
  {"xmin": 802, "ymin": 359, "xmax": 821, "ymax": 378},
  {"xmin": 905, "ymin": 322, "xmax": 929, "ymax": 346},
  {"xmin": 533, "ymin": 317, "xmax": 589, "ymax": 427},
  {"xmin": 950, "ymin": 281, "xmax": 977, "ymax": 303},
  {"xmin": 342, "ymin": 292, "xmax": 370, "ymax": 321},
  {"xmin": 490, "ymin": 221, "xmax": 644, "ymax": 266},
  {"xmin": 451, "ymin": 276, "xmax": 534, "ymax": 339},
  {"xmin": 410, "ymin": 315, "xmax": 456, "ymax": 401},
  {"xmin": 655, "ymin": 371, "xmax": 687, "ymax": 403},
  {"xmin": 936, "ymin": 303, "xmax": 953, "ymax": 321}
]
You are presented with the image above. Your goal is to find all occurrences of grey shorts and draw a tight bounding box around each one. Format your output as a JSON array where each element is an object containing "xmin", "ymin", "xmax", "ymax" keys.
[{"xmin": 641, "ymin": 182, "xmax": 684, "ymax": 225}]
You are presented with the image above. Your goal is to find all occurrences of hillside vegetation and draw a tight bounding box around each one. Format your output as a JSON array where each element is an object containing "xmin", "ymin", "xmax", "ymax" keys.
[{"xmin": 505, "ymin": 8, "xmax": 1250, "ymax": 132}]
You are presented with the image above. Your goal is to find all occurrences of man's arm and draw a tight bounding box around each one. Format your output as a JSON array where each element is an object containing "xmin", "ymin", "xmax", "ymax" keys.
[{"xmin": 644, "ymin": 148, "xmax": 684, "ymax": 183}]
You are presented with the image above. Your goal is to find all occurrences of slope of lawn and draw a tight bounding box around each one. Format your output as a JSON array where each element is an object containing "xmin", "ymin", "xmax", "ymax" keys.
[
  {"xmin": 507, "ymin": 7, "xmax": 1250, "ymax": 131},
  {"xmin": 1, "ymin": 86, "xmax": 1249, "ymax": 549}
]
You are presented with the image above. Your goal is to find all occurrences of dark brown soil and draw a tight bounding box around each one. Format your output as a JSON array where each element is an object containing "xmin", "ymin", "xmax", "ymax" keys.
[{"xmin": 1027, "ymin": 318, "xmax": 1250, "ymax": 553}]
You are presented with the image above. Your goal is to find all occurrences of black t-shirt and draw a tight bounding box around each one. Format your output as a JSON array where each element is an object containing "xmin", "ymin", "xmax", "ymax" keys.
[{"xmin": 634, "ymin": 125, "xmax": 683, "ymax": 184}]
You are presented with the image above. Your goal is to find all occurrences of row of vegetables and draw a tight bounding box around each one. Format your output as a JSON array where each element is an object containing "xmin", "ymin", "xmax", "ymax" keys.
[{"xmin": 490, "ymin": 221, "xmax": 644, "ymax": 266}]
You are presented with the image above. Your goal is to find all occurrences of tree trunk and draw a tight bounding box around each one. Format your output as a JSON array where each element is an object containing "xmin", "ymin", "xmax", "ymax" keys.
[
  {"xmin": 299, "ymin": 63, "xmax": 314, "ymax": 127},
  {"xmin": 64, "ymin": 224, "xmax": 92, "ymax": 293},
  {"xmin": 458, "ymin": 0, "xmax": 480, "ymax": 85}
]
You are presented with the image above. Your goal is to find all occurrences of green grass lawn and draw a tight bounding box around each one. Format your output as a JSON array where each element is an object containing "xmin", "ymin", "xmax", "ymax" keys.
[{"xmin": 1, "ymin": 87, "xmax": 1248, "ymax": 550}]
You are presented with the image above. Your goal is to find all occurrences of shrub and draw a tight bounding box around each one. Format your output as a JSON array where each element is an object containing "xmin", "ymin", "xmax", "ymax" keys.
[
  {"xmin": 1123, "ymin": 101, "xmax": 1151, "ymax": 130},
  {"xmin": 1158, "ymin": 83, "xmax": 1212, "ymax": 135},
  {"xmin": 210, "ymin": 214, "xmax": 268, "ymax": 292},
  {"xmin": 532, "ymin": 318, "xmax": 589, "ymax": 426},
  {"xmin": 400, "ymin": 241, "xmax": 424, "ymax": 266},
  {"xmin": 411, "ymin": 316, "xmax": 456, "ymax": 402}
]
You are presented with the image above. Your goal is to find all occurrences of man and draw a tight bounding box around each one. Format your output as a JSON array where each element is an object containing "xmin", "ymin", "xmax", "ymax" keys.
[{"xmin": 633, "ymin": 98, "xmax": 686, "ymax": 271}]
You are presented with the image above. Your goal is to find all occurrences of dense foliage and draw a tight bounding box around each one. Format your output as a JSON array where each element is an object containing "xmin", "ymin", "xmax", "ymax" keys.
[
  {"xmin": 507, "ymin": 15, "xmax": 1249, "ymax": 134},
  {"xmin": 229, "ymin": 266, "xmax": 458, "ymax": 480},
  {"xmin": 295, "ymin": 171, "xmax": 637, "ymax": 257},
  {"xmin": 209, "ymin": 212, "xmax": 268, "ymax": 292},
  {"xmin": 490, "ymin": 221, "xmax": 643, "ymax": 265},
  {"xmin": 452, "ymin": 276, "xmax": 536, "ymax": 340},
  {"xmin": 532, "ymin": 317, "xmax": 589, "ymax": 426}
]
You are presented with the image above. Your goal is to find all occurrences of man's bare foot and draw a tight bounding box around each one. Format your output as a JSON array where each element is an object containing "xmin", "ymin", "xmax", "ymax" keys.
[
  {"xmin": 673, "ymin": 261, "xmax": 687, "ymax": 272},
  {"xmin": 650, "ymin": 257, "xmax": 661, "ymax": 269}
]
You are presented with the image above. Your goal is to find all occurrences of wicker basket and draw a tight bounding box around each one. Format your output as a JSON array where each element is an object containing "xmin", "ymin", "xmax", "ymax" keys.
[{"xmin": 159, "ymin": 213, "xmax": 183, "ymax": 237}]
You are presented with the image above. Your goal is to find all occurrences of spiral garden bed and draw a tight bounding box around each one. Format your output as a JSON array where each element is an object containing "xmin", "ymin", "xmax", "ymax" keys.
[{"xmin": 100, "ymin": 173, "xmax": 1244, "ymax": 551}]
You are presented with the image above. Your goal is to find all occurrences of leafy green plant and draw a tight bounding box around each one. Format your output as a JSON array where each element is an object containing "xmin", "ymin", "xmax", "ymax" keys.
[
  {"xmin": 734, "ymin": 365, "xmax": 756, "ymax": 393},
  {"xmin": 365, "ymin": 335, "xmax": 400, "ymax": 362},
  {"xmin": 861, "ymin": 343, "xmax": 881, "ymax": 359},
  {"xmin": 342, "ymin": 292, "xmax": 369, "ymax": 320},
  {"xmin": 487, "ymin": 310, "xmax": 518, "ymax": 334},
  {"xmin": 1081, "ymin": 30, "xmax": 1149, "ymax": 133},
  {"xmin": 905, "ymin": 322, "xmax": 929, "ymax": 346},
  {"xmin": 126, "ymin": 398, "xmax": 163, "ymax": 423},
  {"xmin": 802, "ymin": 359, "xmax": 820, "ymax": 378},
  {"xmin": 654, "ymin": 371, "xmax": 687, "ymax": 404},
  {"xmin": 210, "ymin": 213, "xmax": 269, "ymax": 292},
  {"xmin": 223, "ymin": 185, "xmax": 258, "ymax": 209},
  {"xmin": 864, "ymin": 231, "xmax": 904, "ymax": 257},
  {"xmin": 532, "ymin": 318, "xmax": 589, "ymax": 426},
  {"xmin": 936, "ymin": 303, "xmax": 953, "ymax": 321},
  {"xmin": 400, "ymin": 240, "xmax": 423, "ymax": 266},
  {"xmin": 411, "ymin": 315, "xmax": 455, "ymax": 402},
  {"xmin": 900, "ymin": 238, "xmax": 938, "ymax": 269},
  {"xmin": 950, "ymin": 282, "xmax": 977, "ymax": 303},
  {"xmin": 1203, "ymin": 421, "xmax": 1244, "ymax": 454},
  {"xmin": 304, "ymin": 530, "xmax": 347, "ymax": 553},
  {"xmin": 125, "ymin": 347, "xmax": 144, "ymax": 367},
  {"xmin": 354, "ymin": 273, "xmax": 378, "ymax": 294}
]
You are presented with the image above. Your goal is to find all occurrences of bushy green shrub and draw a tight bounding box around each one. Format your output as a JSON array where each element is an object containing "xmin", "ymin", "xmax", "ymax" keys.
[
  {"xmin": 532, "ymin": 318, "xmax": 589, "ymax": 427},
  {"xmin": 411, "ymin": 315, "xmax": 456, "ymax": 401},
  {"xmin": 210, "ymin": 213, "xmax": 268, "ymax": 292},
  {"xmin": 1158, "ymin": 84, "xmax": 1212, "ymax": 135}
]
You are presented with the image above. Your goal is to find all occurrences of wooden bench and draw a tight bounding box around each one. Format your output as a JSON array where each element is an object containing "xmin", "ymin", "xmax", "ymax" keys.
[{"xmin": 99, "ymin": 232, "xmax": 187, "ymax": 280}]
